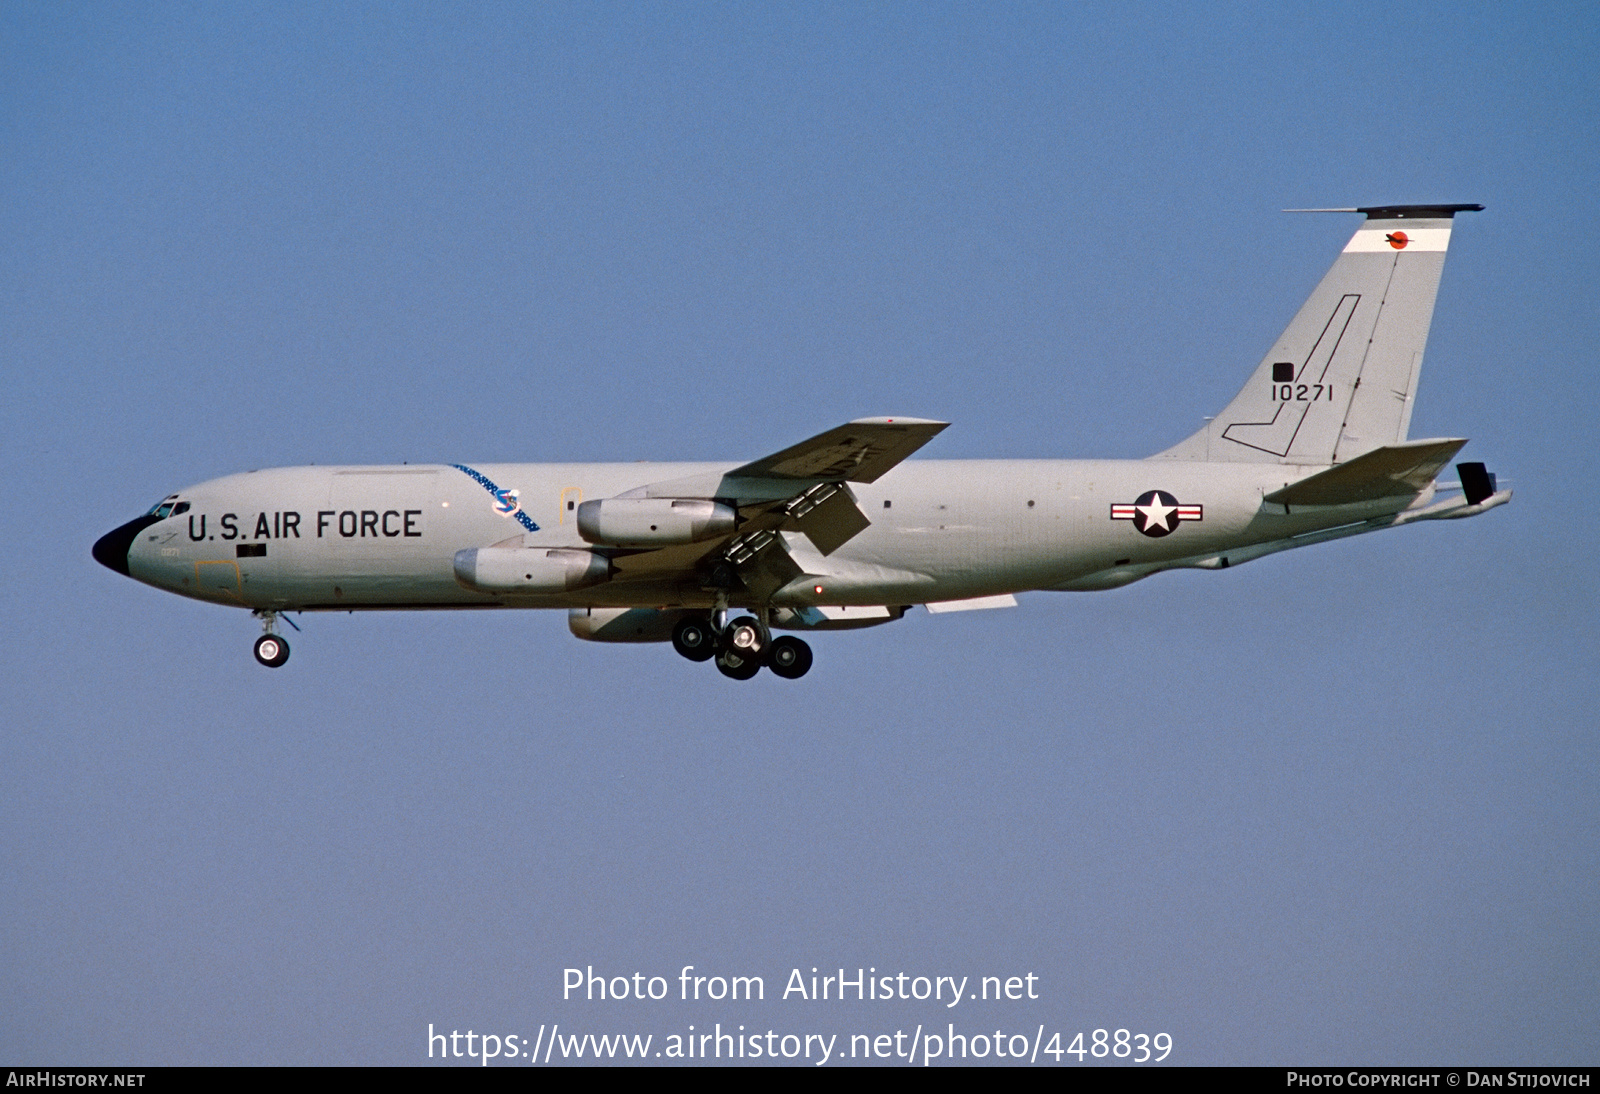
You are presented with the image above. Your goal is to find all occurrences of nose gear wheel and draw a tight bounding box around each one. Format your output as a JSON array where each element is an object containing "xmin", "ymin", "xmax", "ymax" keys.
[{"xmin": 253, "ymin": 633, "xmax": 290, "ymax": 668}]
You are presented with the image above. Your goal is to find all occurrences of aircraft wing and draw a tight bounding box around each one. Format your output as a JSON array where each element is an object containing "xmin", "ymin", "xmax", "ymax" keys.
[
  {"xmin": 1264, "ymin": 438, "xmax": 1468, "ymax": 506},
  {"xmin": 603, "ymin": 417, "xmax": 947, "ymax": 594},
  {"xmin": 727, "ymin": 417, "xmax": 948, "ymax": 483},
  {"xmin": 603, "ymin": 485, "xmax": 862, "ymax": 596}
]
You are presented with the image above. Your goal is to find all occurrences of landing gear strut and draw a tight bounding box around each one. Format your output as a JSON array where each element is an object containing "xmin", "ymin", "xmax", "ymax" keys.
[{"xmin": 252, "ymin": 610, "xmax": 291, "ymax": 668}]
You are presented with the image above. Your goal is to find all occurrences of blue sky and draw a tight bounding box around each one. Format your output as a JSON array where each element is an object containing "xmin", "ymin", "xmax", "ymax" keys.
[{"xmin": 3, "ymin": 1, "xmax": 1597, "ymax": 1065}]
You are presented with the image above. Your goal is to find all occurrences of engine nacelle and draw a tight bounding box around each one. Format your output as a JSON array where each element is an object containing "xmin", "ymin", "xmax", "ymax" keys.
[
  {"xmin": 576, "ymin": 497, "xmax": 736, "ymax": 547},
  {"xmin": 568, "ymin": 607, "xmax": 687, "ymax": 642},
  {"xmin": 453, "ymin": 547, "xmax": 610, "ymax": 593}
]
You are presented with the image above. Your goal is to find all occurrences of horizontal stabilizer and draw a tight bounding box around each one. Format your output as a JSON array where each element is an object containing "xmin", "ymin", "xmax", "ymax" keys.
[
  {"xmin": 1264, "ymin": 438, "xmax": 1468, "ymax": 506},
  {"xmin": 729, "ymin": 417, "xmax": 948, "ymax": 483}
]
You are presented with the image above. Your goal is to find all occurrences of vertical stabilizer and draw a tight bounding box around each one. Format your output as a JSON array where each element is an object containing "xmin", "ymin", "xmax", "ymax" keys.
[{"xmin": 1156, "ymin": 204, "xmax": 1481, "ymax": 464}]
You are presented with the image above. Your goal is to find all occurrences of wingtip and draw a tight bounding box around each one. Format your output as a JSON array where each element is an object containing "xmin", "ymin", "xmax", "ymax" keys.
[{"xmin": 849, "ymin": 416, "xmax": 949, "ymax": 428}]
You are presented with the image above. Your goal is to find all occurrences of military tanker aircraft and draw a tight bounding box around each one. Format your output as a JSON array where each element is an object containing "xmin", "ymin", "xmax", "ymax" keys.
[{"xmin": 94, "ymin": 204, "xmax": 1509, "ymax": 679}]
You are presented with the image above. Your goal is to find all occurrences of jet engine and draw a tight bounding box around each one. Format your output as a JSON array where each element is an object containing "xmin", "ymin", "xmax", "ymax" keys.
[
  {"xmin": 568, "ymin": 607, "xmax": 687, "ymax": 642},
  {"xmin": 576, "ymin": 498, "xmax": 736, "ymax": 547},
  {"xmin": 453, "ymin": 547, "xmax": 610, "ymax": 593}
]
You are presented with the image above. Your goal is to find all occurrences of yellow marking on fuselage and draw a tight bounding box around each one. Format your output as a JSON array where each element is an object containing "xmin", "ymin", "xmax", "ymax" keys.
[
  {"xmin": 559, "ymin": 486, "xmax": 584, "ymax": 524},
  {"xmin": 194, "ymin": 560, "xmax": 243, "ymax": 601}
]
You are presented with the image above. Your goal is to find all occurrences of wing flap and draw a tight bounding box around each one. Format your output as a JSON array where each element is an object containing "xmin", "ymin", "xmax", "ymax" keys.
[
  {"xmin": 723, "ymin": 528, "xmax": 806, "ymax": 600},
  {"xmin": 780, "ymin": 481, "xmax": 872, "ymax": 555},
  {"xmin": 1264, "ymin": 438, "xmax": 1468, "ymax": 506}
]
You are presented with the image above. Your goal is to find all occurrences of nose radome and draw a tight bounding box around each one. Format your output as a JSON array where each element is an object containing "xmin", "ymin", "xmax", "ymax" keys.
[{"xmin": 93, "ymin": 515, "xmax": 161, "ymax": 576}]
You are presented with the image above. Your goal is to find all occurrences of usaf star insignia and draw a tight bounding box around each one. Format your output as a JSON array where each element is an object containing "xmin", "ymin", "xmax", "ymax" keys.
[{"xmin": 1111, "ymin": 490, "xmax": 1203, "ymax": 537}]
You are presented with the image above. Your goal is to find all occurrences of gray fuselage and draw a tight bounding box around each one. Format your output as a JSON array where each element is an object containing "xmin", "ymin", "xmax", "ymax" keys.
[{"xmin": 110, "ymin": 458, "xmax": 1411, "ymax": 613}]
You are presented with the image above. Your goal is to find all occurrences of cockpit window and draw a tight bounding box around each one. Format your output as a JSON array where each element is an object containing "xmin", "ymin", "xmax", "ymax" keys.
[{"xmin": 146, "ymin": 495, "xmax": 184, "ymax": 519}]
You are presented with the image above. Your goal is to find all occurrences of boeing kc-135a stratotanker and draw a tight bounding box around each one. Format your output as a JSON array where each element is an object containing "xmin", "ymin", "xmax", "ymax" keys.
[{"xmin": 94, "ymin": 204, "xmax": 1509, "ymax": 679}]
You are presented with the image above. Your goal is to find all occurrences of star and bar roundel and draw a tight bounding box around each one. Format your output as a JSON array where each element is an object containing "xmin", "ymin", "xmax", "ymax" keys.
[{"xmin": 1111, "ymin": 490, "xmax": 1203, "ymax": 537}]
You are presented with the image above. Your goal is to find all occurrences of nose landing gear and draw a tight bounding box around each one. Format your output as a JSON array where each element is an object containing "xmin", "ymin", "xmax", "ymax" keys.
[
  {"xmin": 253, "ymin": 633, "xmax": 290, "ymax": 668},
  {"xmin": 251, "ymin": 610, "xmax": 292, "ymax": 668}
]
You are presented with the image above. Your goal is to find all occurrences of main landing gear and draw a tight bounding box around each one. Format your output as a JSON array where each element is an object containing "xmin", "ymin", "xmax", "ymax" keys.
[
  {"xmin": 251, "ymin": 609, "xmax": 293, "ymax": 668},
  {"xmin": 671, "ymin": 616, "xmax": 717, "ymax": 662},
  {"xmin": 672, "ymin": 613, "xmax": 812, "ymax": 680},
  {"xmin": 766, "ymin": 635, "xmax": 814, "ymax": 679}
]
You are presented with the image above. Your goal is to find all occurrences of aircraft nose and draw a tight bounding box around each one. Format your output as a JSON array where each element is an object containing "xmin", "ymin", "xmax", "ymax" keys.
[{"xmin": 93, "ymin": 515, "xmax": 161, "ymax": 576}]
